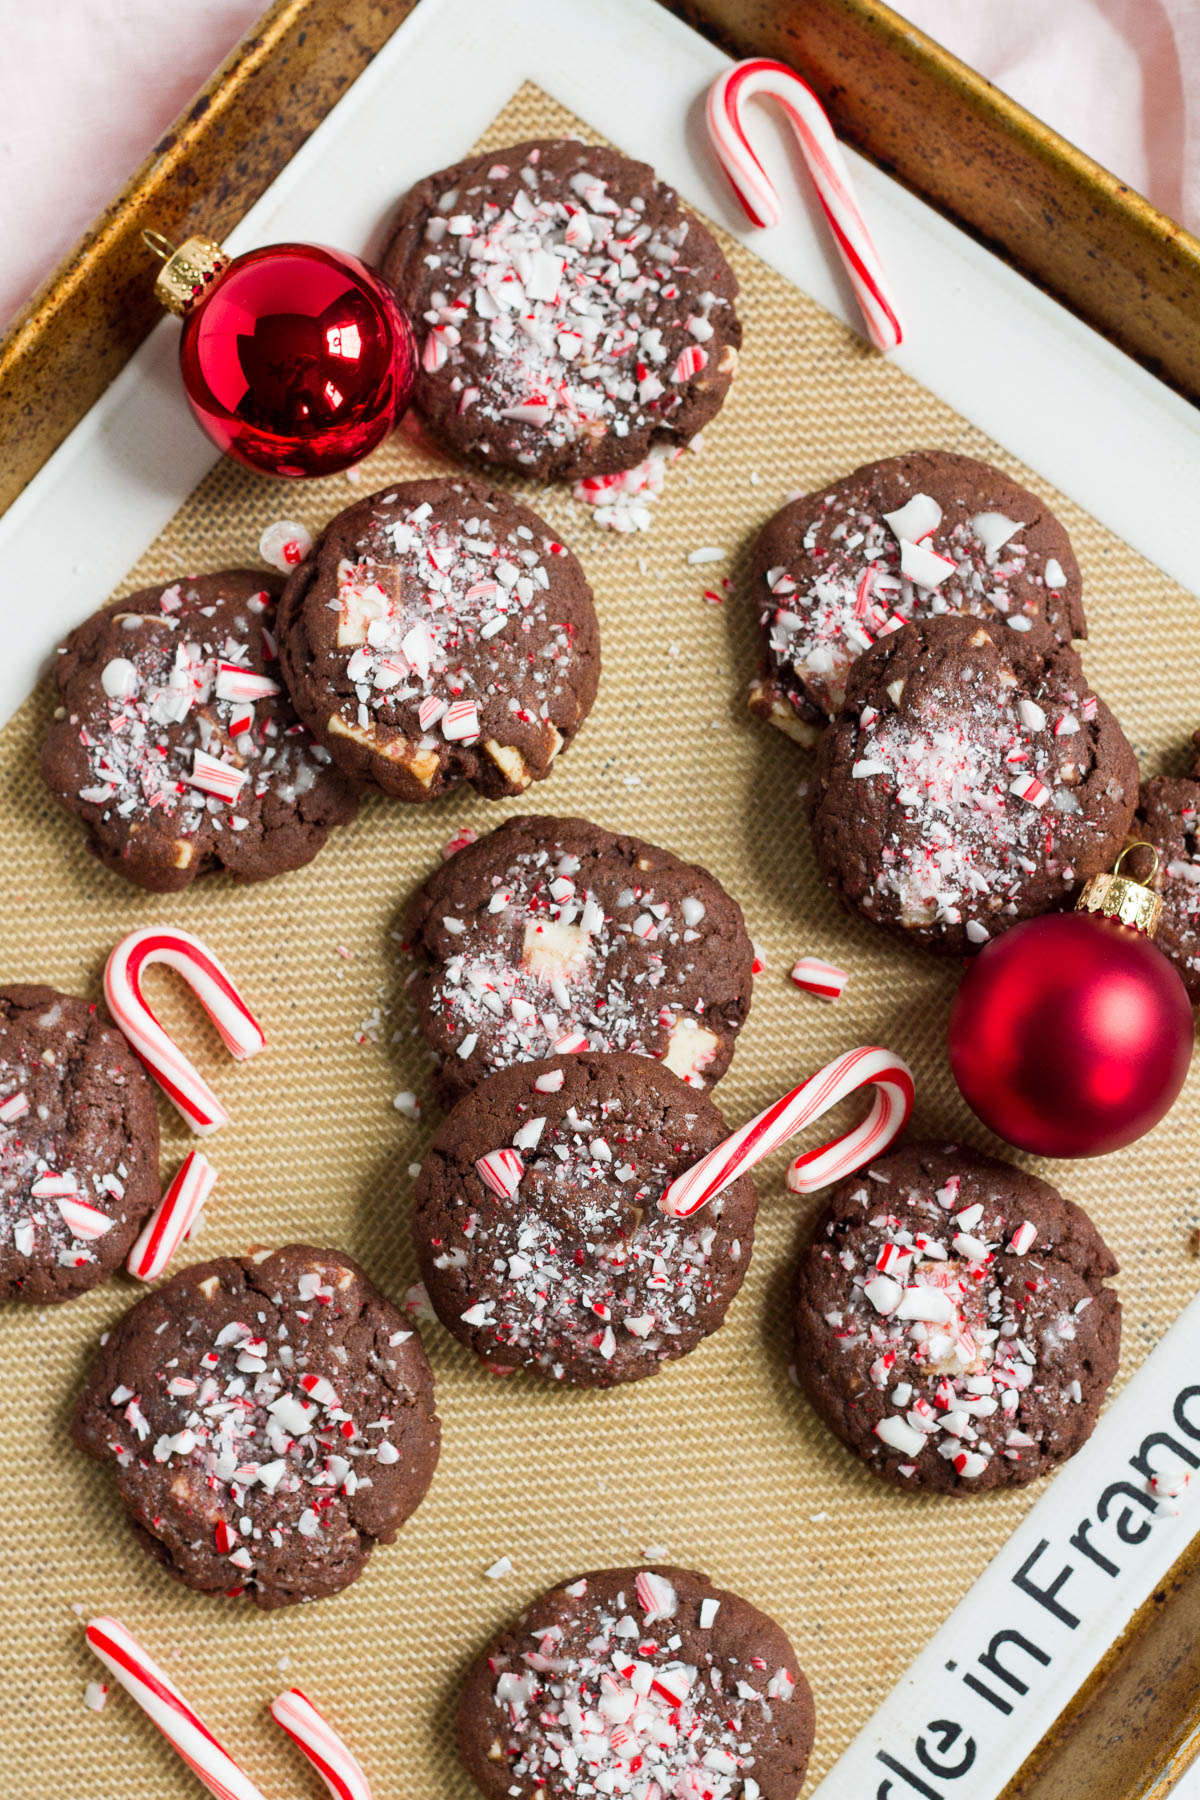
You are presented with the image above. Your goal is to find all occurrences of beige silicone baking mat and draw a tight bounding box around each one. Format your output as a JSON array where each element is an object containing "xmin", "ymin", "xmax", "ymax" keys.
[{"xmin": 3, "ymin": 82, "xmax": 1199, "ymax": 1799}]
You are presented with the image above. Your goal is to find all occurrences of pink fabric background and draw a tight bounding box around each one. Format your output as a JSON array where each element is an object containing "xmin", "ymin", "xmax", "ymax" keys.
[{"xmin": 0, "ymin": 1, "xmax": 1193, "ymax": 329}]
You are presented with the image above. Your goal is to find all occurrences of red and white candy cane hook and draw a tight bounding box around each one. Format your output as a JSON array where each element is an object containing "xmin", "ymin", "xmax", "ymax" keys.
[
  {"xmin": 271, "ymin": 1688, "xmax": 373, "ymax": 1800},
  {"xmin": 85, "ymin": 1616, "xmax": 269, "ymax": 1800},
  {"xmin": 104, "ymin": 929, "xmax": 266, "ymax": 1135},
  {"xmin": 707, "ymin": 58, "xmax": 904, "ymax": 353},
  {"xmin": 659, "ymin": 1045, "xmax": 913, "ymax": 1218}
]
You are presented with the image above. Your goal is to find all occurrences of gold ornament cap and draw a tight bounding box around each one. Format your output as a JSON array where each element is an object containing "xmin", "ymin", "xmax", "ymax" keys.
[
  {"xmin": 1076, "ymin": 842, "xmax": 1163, "ymax": 937},
  {"xmin": 143, "ymin": 230, "xmax": 230, "ymax": 316}
]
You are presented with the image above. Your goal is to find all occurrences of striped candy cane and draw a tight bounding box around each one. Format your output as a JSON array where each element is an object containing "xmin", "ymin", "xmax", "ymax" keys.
[
  {"xmin": 104, "ymin": 929, "xmax": 266, "ymax": 1135},
  {"xmin": 707, "ymin": 58, "xmax": 904, "ymax": 352},
  {"xmin": 85, "ymin": 1617, "xmax": 269, "ymax": 1800},
  {"xmin": 270, "ymin": 1688, "xmax": 373, "ymax": 1800},
  {"xmin": 659, "ymin": 1046, "xmax": 913, "ymax": 1218},
  {"xmin": 127, "ymin": 1151, "xmax": 219, "ymax": 1281}
]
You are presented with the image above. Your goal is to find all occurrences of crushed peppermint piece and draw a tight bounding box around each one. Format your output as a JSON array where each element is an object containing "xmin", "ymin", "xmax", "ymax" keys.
[
  {"xmin": 790, "ymin": 957, "xmax": 848, "ymax": 1000},
  {"xmin": 258, "ymin": 519, "xmax": 313, "ymax": 572}
]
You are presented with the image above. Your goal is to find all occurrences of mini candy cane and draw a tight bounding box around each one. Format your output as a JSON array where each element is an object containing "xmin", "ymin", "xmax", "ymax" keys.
[
  {"xmin": 85, "ymin": 1616, "xmax": 269, "ymax": 1800},
  {"xmin": 105, "ymin": 928, "xmax": 266, "ymax": 1135},
  {"xmin": 707, "ymin": 58, "xmax": 904, "ymax": 352},
  {"xmin": 659, "ymin": 1045, "xmax": 913, "ymax": 1218},
  {"xmin": 270, "ymin": 1688, "xmax": 373, "ymax": 1800},
  {"xmin": 127, "ymin": 1151, "xmax": 219, "ymax": 1281}
]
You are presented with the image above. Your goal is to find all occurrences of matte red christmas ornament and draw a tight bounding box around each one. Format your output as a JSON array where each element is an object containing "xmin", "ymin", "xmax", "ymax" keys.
[
  {"xmin": 948, "ymin": 846, "xmax": 1193, "ymax": 1159},
  {"xmin": 145, "ymin": 230, "xmax": 417, "ymax": 477}
]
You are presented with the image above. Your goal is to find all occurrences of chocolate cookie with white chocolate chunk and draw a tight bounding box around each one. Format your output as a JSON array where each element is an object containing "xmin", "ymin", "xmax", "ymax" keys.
[
  {"xmin": 791, "ymin": 1142, "xmax": 1120, "ymax": 1493},
  {"xmin": 808, "ymin": 613, "xmax": 1138, "ymax": 955},
  {"xmin": 73, "ymin": 1245, "xmax": 441, "ymax": 1608},
  {"xmin": 382, "ymin": 137, "xmax": 742, "ymax": 482},
  {"xmin": 1129, "ymin": 739, "xmax": 1200, "ymax": 1001},
  {"xmin": 750, "ymin": 449, "xmax": 1085, "ymax": 745},
  {"xmin": 0, "ymin": 984, "xmax": 159, "ymax": 1304},
  {"xmin": 404, "ymin": 814, "xmax": 755, "ymax": 1104},
  {"xmin": 458, "ymin": 1565, "xmax": 814, "ymax": 1798},
  {"xmin": 40, "ymin": 571, "xmax": 359, "ymax": 892},
  {"xmin": 413, "ymin": 1051, "xmax": 757, "ymax": 1387},
  {"xmin": 277, "ymin": 478, "xmax": 600, "ymax": 800}
]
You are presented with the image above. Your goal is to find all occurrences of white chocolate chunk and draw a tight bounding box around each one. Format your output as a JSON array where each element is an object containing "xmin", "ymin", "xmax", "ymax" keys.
[
  {"xmin": 662, "ymin": 1020, "xmax": 720, "ymax": 1082},
  {"xmin": 484, "ymin": 740, "xmax": 531, "ymax": 789},
  {"xmin": 521, "ymin": 919, "xmax": 591, "ymax": 980}
]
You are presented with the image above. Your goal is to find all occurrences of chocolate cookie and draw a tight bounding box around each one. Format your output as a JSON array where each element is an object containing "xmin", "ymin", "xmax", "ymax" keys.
[
  {"xmin": 1130, "ymin": 749, "xmax": 1200, "ymax": 1001},
  {"xmin": 277, "ymin": 479, "xmax": 600, "ymax": 800},
  {"xmin": 405, "ymin": 814, "xmax": 755, "ymax": 1104},
  {"xmin": 458, "ymin": 1564, "xmax": 814, "ymax": 1799},
  {"xmin": 792, "ymin": 1142, "xmax": 1120, "ymax": 1494},
  {"xmin": 750, "ymin": 450, "xmax": 1086, "ymax": 745},
  {"xmin": 413, "ymin": 1052, "xmax": 756, "ymax": 1386},
  {"xmin": 41, "ymin": 571, "xmax": 360, "ymax": 893},
  {"xmin": 0, "ymin": 985, "xmax": 159, "ymax": 1304},
  {"xmin": 808, "ymin": 614, "xmax": 1139, "ymax": 955},
  {"xmin": 73, "ymin": 1245, "xmax": 441, "ymax": 1608},
  {"xmin": 381, "ymin": 138, "xmax": 741, "ymax": 482}
]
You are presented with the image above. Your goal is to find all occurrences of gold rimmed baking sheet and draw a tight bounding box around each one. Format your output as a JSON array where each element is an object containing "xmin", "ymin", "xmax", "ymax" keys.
[{"xmin": 1, "ymin": 83, "xmax": 1198, "ymax": 1799}]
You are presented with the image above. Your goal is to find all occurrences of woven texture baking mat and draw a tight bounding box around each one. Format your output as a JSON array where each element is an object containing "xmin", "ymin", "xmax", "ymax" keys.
[{"xmin": 3, "ymin": 82, "xmax": 1199, "ymax": 1800}]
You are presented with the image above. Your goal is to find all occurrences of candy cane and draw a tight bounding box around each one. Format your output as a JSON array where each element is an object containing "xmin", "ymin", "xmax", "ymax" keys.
[
  {"xmin": 85, "ymin": 1617, "xmax": 270, "ymax": 1800},
  {"xmin": 659, "ymin": 1045, "xmax": 913, "ymax": 1218},
  {"xmin": 104, "ymin": 929, "xmax": 266, "ymax": 1135},
  {"xmin": 127, "ymin": 1151, "xmax": 218, "ymax": 1282},
  {"xmin": 707, "ymin": 59, "xmax": 904, "ymax": 352},
  {"xmin": 270, "ymin": 1688, "xmax": 373, "ymax": 1800}
]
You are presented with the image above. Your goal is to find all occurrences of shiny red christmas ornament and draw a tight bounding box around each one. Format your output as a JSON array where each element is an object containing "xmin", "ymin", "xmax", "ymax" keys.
[
  {"xmin": 948, "ymin": 848, "xmax": 1193, "ymax": 1158},
  {"xmin": 145, "ymin": 230, "xmax": 416, "ymax": 477}
]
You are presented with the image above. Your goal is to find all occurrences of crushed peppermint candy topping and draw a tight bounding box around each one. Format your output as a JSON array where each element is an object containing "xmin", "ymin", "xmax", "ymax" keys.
[
  {"xmin": 812, "ymin": 1156, "xmax": 1113, "ymax": 1485},
  {"xmin": 85, "ymin": 1256, "xmax": 428, "ymax": 1589},
  {"xmin": 327, "ymin": 489, "xmax": 576, "ymax": 770},
  {"xmin": 429, "ymin": 1066, "xmax": 749, "ymax": 1381},
  {"xmin": 57, "ymin": 580, "xmax": 331, "ymax": 847},
  {"xmin": 481, "ymin": 1570, "xmax": 797, "ymax": 1796},
  {"xmin": 406, "ymin": 149, "xmax": 735, "ymax": 470},
  {"xmin": 758, "ymin": 472, "xmax": 1075, "ymax": 725},
  {"xmin": 842, "ymin": 623, "xmax": 1114, "ymax": 940},
  {"xmin": 413, "ymin": 828, "xmax": 741, "ymax": 1089},
  {"xmin": 571, "ymin": 443, "xmax": 695, "ymax": 533}
]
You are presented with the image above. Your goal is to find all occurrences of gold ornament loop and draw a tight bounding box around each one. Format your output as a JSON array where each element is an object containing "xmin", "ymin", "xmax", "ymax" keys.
[
  {"xmin": 141, "ymin": 230, "xmax": 176, "ymax": 263},
  {"xmin": 1076, "ymin": 840, "xmax": 1163, "ymax": 938},
  {"xmin": 1113, "ymin": 839, "xmax": 1160, "ymax": 883}
]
